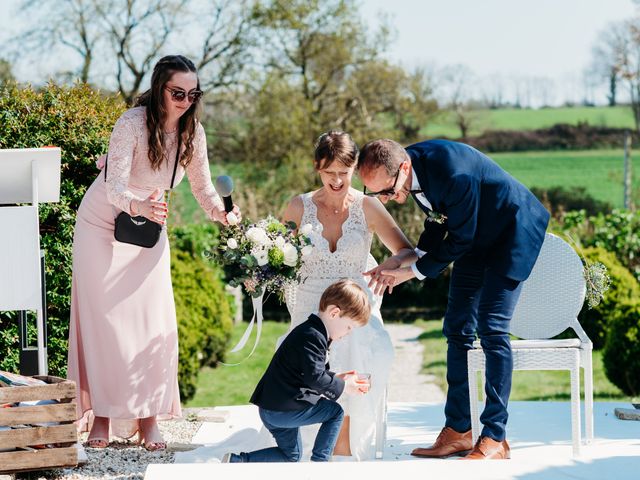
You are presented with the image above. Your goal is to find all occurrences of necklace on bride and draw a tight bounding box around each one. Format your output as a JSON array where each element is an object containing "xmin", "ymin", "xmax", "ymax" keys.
[
  {"xmin": 315, "ymin": 189, "xmax": 352, "ymax": 216},
  {"xmin": 322, "ymin": 198, "xmax": 350, "ymax": 215}
]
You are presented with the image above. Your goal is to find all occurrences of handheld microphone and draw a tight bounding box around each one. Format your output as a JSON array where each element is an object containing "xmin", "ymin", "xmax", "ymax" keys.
[{"xmin": 215, "ymin": 175, "xmax": 234, "ymax": 213}]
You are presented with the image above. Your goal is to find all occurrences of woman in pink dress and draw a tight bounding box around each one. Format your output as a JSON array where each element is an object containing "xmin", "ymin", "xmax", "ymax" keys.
[{"xmin": 67, "ymin": 55, "xmax": 240, "ymax": 450}]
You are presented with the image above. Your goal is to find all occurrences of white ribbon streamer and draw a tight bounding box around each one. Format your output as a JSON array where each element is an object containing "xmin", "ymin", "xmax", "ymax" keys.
[{"xmin": 222, "ymin": 291, "xmax": 264, "ymax": 366}]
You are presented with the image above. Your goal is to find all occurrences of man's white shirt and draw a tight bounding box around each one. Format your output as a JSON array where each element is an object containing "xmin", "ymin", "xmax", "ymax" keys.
[{"xmin": 410, "ymin": 166, "xmax": 429, "ymax": 280}]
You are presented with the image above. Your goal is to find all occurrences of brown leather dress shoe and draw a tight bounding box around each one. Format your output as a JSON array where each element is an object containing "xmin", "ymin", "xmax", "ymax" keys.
[
  {"xmin": 411, "ymin": 427, "xmax": 473, "ymax": 458},
  {"xmin": 461, "ymin": 436, "xmax": 510, "ymax": 460}
]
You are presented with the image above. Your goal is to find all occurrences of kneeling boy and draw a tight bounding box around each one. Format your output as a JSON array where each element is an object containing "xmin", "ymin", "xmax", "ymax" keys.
[{"xmin": 226, "ymin": 279, "xmax": 370, "ymax": 462}]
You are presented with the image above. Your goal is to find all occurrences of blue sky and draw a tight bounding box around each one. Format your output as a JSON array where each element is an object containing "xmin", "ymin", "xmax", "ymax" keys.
[
  {"xmin": 360, "ymin": 0, "xmax": 636, "ymax": 77},
  {"xmin": 1, "ymin": 0, "xmax": 637, "ymax": 104}
]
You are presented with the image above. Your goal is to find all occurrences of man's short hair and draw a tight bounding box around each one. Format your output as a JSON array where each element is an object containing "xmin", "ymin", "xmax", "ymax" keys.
[
  {"xmin": 357, "ymin": 138, "xmax": 407, "ymax": 176},
  {"xmin": 319, "ymin": 279, "xmax": 371, "ymax": 326}
]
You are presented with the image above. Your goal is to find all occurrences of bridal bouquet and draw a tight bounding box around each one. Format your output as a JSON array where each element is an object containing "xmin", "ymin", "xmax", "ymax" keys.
[
  {"xmin": 215, "ymin": 216, "xmax": 313, "ymax": 362},
  {"xmin": 217, "ymin": 215, "xmax": 313, "ymax": 299}
]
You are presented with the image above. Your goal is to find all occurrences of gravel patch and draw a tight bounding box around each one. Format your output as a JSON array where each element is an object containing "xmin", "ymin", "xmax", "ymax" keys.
[
  {"xmin": 15, "ymin": 418, "xmax": 201, "ymax": 480},
  {"xmin": 386, "ymin": 323, "xmax": 445, "ymax": 403}
]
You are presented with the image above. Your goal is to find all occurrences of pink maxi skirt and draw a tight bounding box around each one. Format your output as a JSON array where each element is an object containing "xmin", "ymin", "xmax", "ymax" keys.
[{"xmin": 67, "ymin": 172, "xmax": 181, "ymax": 438}]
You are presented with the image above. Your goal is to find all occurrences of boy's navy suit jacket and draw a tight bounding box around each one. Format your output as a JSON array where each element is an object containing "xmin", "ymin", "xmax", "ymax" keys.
[{"xmin": 250, "ymin": 314, "xmax": 345, "ymax": 411}]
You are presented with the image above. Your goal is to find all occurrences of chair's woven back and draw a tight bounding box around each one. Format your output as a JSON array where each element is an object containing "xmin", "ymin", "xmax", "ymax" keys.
[{"xmin": 510, "ymin": 233, "xmax": 586, "ymax": 340}]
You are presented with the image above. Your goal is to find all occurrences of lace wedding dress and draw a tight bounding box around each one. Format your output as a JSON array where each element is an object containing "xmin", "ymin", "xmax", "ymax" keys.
[{"xmin": 282, "ymin": 189, "xmax": 394, "ymax": 460}]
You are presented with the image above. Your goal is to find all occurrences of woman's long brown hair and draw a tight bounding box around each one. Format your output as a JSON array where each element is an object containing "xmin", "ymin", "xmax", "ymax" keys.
[{"xmin": 135, "ymin": 55, "xmax": 201, "ymax": 170}]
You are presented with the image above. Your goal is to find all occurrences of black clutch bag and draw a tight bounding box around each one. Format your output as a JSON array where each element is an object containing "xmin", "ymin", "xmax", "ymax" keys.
[
  {"xmin": 104, "ymin": 140, "xmax": 180, "ymax": 248},
  {"xmin": 113, "ymin": 212, "xmax": 162, "ymax": 248}
]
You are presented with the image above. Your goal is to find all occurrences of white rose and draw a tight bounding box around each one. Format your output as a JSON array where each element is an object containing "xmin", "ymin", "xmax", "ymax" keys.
[
  {"xmin": 226, "ymin": 212, "xmax": 239, "ymax": 225},
  {"xmin": 275, "ymin": 236, "xmax": 286, "ymax": 249},
  {"xmin": 246, "ymin": 227, "xmax": 269, "ymax": 246},
  {"xmin": 300, "ymin": 223, "xmax": 313, "ymax": 236},
  {"xmin": 253, "ymin": 249, "xmax": 269, "ymax": 266},
  {"xmin": 283, "ymin": 243, "xmax": 298, "ymax": 267},
  {"xmin": 301, "ymin": 245, "xmax": 313, "ymax": 256},
  {"xmin": 227, "ymin": 238, "xmax": 238, "ymax": 249}
]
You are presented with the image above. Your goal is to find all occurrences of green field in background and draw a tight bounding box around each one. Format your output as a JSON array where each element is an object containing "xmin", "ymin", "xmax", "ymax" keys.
[
  {"xmin": 173, "ymin": 148, "xmax": 635, "ymax": 224},
  {"xmin": 492, "ymin": 149, "xmax": 637, "ymax": 208},
  {"xmin": 425, "ymin": 106, "xmax": 635, "ymax": 138}
]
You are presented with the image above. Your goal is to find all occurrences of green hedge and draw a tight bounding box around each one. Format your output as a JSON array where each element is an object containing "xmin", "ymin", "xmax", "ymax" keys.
[
  {"xmin": 171, "ymin": 247, "xmax": 233, "ymax": 401},
  {"xmin": 578, "ymin": 247, "xmax": 640, "ymax": 350},
  {"xmin": 169, "ymin": 223, "xmax": 234, "ymax": 401},
  {"xmin": 0, "ymin": 82, "xmax": 126, "ymax": 377},
  {"xmin": 603, "ymin": 300, "xmax": 640, "ymax": 397},
  {"xmin": 0, "ymin": 83, "xmax": 233, "ymax": 402}
]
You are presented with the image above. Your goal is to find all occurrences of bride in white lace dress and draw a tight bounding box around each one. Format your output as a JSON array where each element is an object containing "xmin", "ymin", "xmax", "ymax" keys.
[{"xmin": 280, "ymin": 131, "xmax": 417, "ymax": 460}]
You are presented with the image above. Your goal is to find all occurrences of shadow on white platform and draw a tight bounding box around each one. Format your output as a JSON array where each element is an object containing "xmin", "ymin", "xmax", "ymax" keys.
[{"xmin": 146, "ymin": 401, "xmax": 640, "ymax": 480}]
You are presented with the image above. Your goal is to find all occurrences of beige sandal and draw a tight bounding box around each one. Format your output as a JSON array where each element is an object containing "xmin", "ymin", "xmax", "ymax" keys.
[
  {"xmin": 86, "ymin": 436, "xmax": 109, "ymax": 448},
  {"xmin": 137, "ymin": 430, "xmax": 166, "ymax": 451}
]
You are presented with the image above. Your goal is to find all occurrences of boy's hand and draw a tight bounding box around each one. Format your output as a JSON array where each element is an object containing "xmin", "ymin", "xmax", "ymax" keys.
[
  {"xmin": 343, "ymin": 374, "xmax": 366, "ymax": 396},
  {"xmin": 336, "ymin": 370, "xmax": 356, "ymax": 380}
]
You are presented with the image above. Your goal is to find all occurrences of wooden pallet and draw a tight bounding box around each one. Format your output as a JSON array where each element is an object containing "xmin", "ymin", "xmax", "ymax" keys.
[{"xmin": 0, "ymin": 376, "xmax": 77, "ymax": 474}]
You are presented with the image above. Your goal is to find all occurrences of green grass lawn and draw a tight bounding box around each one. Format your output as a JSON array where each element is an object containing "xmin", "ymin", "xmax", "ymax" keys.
[
  {"xmin": 425, "ymin": 106, "xmax": 636, "ymax": 138},
  {"xmin": 185, "ymin": 320, "xmax": 289, "ymax": 407},
  {"xmin": 415, "ymin": 319, "xmax": 630, "ymax": 402},
  {"xmin": 185, "ymin": 319, "xmax": 631, "ymax": 408}
]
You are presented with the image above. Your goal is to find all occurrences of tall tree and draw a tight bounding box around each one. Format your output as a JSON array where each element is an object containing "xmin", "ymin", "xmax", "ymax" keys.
[
  {"xmin": 589, "ymin": 22, "xmax": 628, "ymax": 107},
  {"xmin": 0, "ymin": 59, "xmax": 15, "ymax": 85},
  {"xmin": 7, "ymin": 0, "xmax": 258, "ymax": 103},
  {"xmin": 93, "ymin": 0, "xmax": 188, "ymax": 103},
  {"xmin": 252, "ymin": 0, "xmax": 387, "ymax": 131},
  {"xmin": 191, "ymin": 0, "xmax": 257, "ymax": 92},
  {"xmin": 616, "ymin": 17, "xmax": 640, "ymax": 132},
  {"xmin": 439, "ymin": 64, "xmax": 477, "ymax": 138},
  {"xmin": 205, "ymin": 0, "xmax": 439, "ymax": 213},
  {"xmin": 11, "ymin": 0, "xmax": 101, "ymax": 83}
]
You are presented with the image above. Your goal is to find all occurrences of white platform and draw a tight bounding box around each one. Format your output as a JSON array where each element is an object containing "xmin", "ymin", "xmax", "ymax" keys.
[{"xmin": 146, "ymin": 401, "xmax": 640, "ymax": 480}]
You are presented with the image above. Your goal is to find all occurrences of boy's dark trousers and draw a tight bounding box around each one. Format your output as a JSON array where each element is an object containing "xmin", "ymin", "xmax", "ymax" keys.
[{"xmin": 230, "ymin": 398, "xmax": 344, "ymax": 462}]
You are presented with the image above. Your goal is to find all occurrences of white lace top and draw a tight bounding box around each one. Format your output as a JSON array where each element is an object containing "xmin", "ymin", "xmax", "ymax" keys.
[
  {"xmin": 105, "ymin": 107, "xmax": 223, "ymax": 218},
  {"xmin": 299, "ymin": 190, "xmax": 374, "ymax": 280},
  {"xmin": 287, "ymin": 189, "xmax": 380, "ymax": 326}
]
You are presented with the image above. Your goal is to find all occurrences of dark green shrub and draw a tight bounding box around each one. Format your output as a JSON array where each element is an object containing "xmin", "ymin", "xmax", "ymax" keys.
[
  {"xmin": 0, "ymin": 82, "xmax": 126, "ymax": 376},
  {"xmin": 603, "ymin": 300, "xmax": 640, "ymax": 397},
  {"xmin": 170, "ymin": 222, "xmax": 221, "ymax": 260},
  {"xmin": 463, "ymin": 123, "xmax": 637, "ymax": 153},
  {"xmin": 531, "ymin": 186, "xmax": 612, "ymax": 219},
  {"xmin": 589, "ymin": 210, "xmax": 640, "ymax": 282},
  {"xmin": 171, "ymin": 248, "xmax": 233, "ymax": 401},
  {"xmin": 577, "ymin": 247, "xmax": 640, "ymax": 349},
  {"xmin": 560, "ymin": 209, "xmax": 640, "ymax": 283}
]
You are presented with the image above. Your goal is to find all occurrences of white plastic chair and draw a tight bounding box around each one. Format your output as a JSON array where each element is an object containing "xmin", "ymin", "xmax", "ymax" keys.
[{"xmin": 467, "ymin": 233, "xmax": 593, "ymax": 456}]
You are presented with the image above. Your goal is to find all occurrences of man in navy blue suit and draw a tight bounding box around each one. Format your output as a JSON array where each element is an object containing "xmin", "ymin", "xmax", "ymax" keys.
[{"xmin": 359, "ymin": 139, "xmax": 549, "ymax": 460}]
